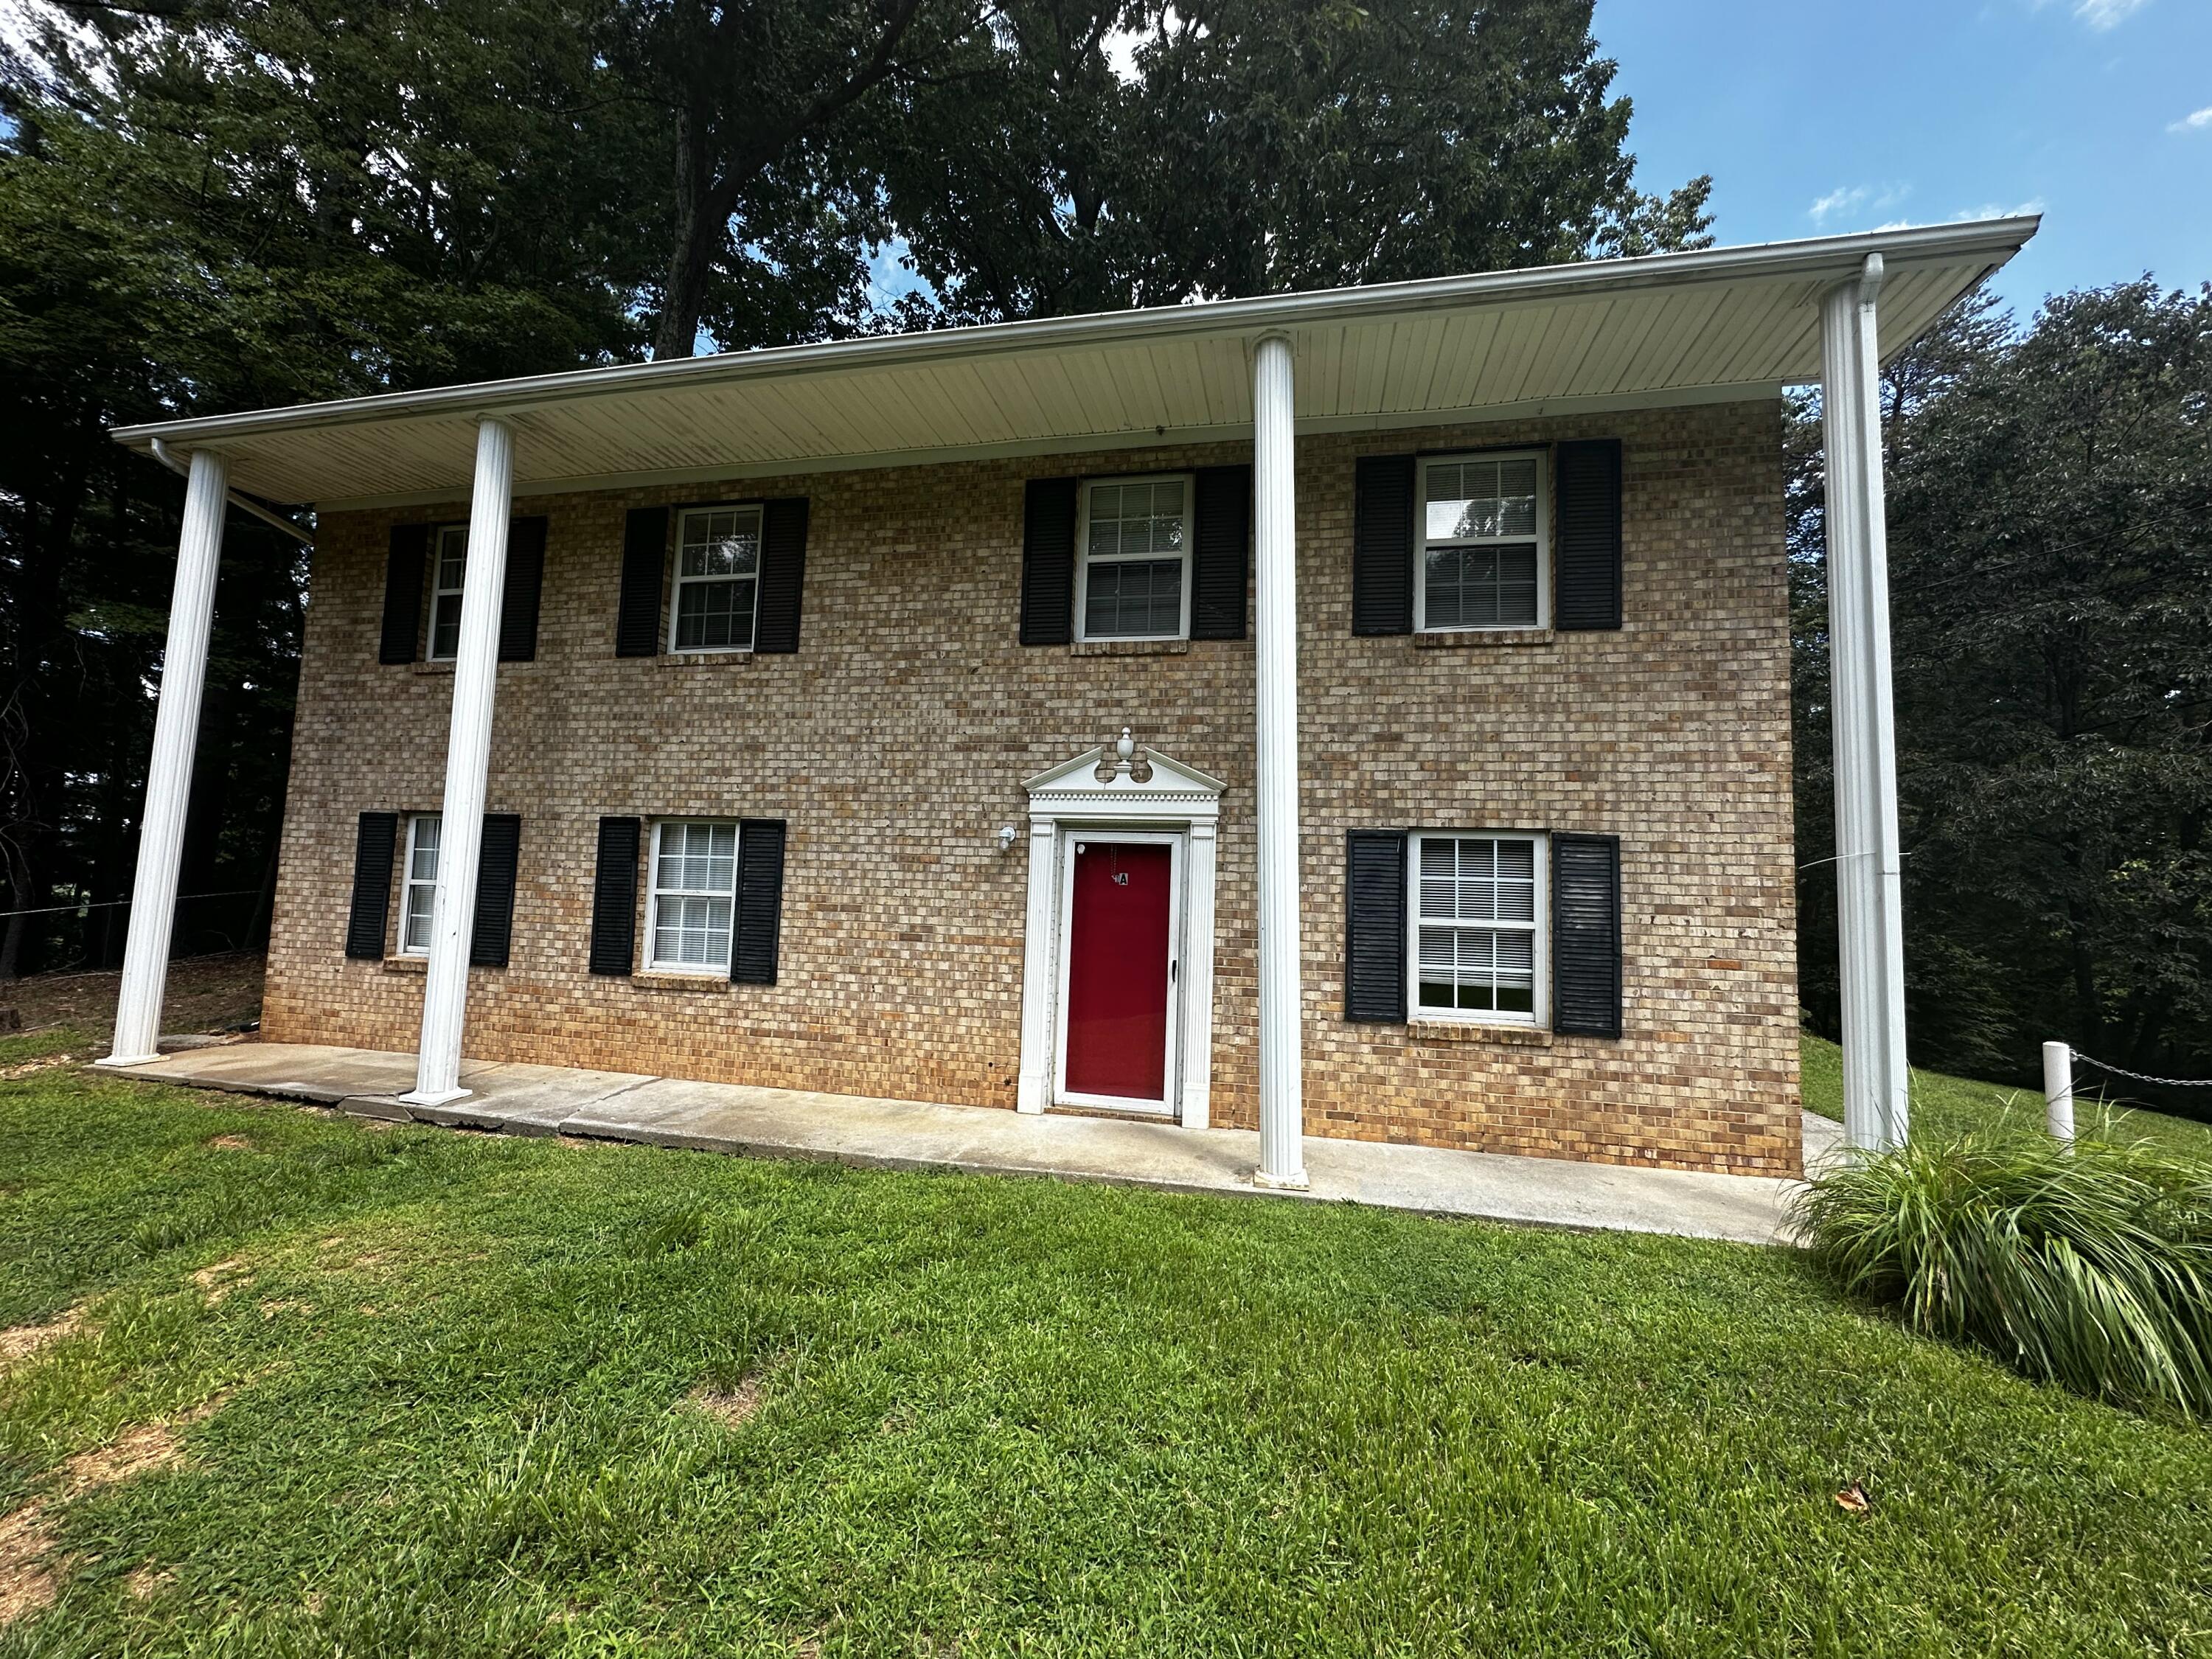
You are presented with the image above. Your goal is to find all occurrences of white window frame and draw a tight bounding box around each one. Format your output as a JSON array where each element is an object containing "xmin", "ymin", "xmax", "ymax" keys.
[
  {"xmin": 643, "ymin": 818, "xmax": 742, "ymax": 975},
  {"xmin": 669, "ymin": 503, "xmax": 765, "ymax": 655},
  {"xmin": 1407, "ymin": 830, "xmax": 1549, "ymax": 1028},
  {"xmin": 399, "ymin": 813, "xmax": 442, "ymax": 957},
  {"xmin": 1074, "ymin": 473, "xmax": 1195, "ymax": 643},
  {"xmin": 426, "ymin": 524, "xmax": 470, "ymax": 661},
  {"xmin": 1413, "ymin": 449, "xmax": 1550, "ymax": 633}
]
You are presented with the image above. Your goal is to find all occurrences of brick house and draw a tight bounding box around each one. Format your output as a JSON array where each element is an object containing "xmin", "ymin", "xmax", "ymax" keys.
[{"xmin": 104, "ymin": 219, "xmax": 2036, "ymax": 1184}]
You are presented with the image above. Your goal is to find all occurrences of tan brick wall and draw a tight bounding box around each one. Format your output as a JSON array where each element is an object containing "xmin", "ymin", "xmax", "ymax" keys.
[{"xmin": 262, "ymin": 399, "xmax": 1801, "ymax": 1175}]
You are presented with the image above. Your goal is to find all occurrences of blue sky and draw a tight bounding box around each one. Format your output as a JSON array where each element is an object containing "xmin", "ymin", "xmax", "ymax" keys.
[{"xmin": 1595, "ymin": 0, "xmax": 2211, "ymax": 317}]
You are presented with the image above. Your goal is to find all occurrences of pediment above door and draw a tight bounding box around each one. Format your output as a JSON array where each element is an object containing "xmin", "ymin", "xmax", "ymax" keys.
[{"xmin": 1023, "ymin": 742, "xmax": 1224, "ymax": 825}]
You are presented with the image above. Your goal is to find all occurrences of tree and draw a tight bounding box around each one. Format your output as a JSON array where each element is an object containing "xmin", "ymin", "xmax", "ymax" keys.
[
  {"xmin": 880, "ymin": 0, "xmax": 1712, "ymax": 323},
  {"xmin": 608, "ymin": 0, "xmax": 988, "ymax": 358},
  {"xmin": 1792, "ymin": 282, "xmax": 2212, "ymax": 1108},
  {"xmin": 0, "ymin": 0, "xmax": 652, "ymax": 975}
]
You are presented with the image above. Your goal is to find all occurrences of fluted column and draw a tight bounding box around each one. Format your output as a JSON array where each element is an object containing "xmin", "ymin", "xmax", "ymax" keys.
[
  {"xmin": 1251, "ymin": 332, "xmax": 1307, "ymax": 1189},
  {"xmin": 1822, "ymin": 255, "xmax": 1910, "ymax": 1152},
  {"xmin": 100, "ymin": 448, "xmax": 229, "ymax": 1066},
  {"xmin": 402, "ymin": 418, "xmax": 513, "ymax": 1105}
]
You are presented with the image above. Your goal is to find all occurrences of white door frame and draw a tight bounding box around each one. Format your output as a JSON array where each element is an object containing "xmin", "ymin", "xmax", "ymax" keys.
[
  {"xmin": 1053, "ymin": 829, "xmax": 1185, "ymax": 1116},
  {"xmin": 1018, "ymin": 744, "xmax": 1224, "ymax": 1127}
]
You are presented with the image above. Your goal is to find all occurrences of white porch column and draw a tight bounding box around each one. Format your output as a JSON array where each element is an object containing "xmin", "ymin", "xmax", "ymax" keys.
[
  {"xmin": 402, "ymin": 418, "xmax": 514, "ymax": 1106},
  {"xmin": 1821, "ymin": 255, "xmax": 1910, "ymax": 1152},
  {"xmin": 1251, "ymin": 333, "xmax": 1307, "ymax": 1189},
  {"xmin": 99, "ymin": 448, "xmax": 230, "ymax": 1067},
  {"xmin": 1016, "ymin": 818, "xmax": 1057, "ymax": 1114}
]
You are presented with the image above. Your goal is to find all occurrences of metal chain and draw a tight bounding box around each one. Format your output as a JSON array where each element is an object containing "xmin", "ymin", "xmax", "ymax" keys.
[
  {"xmin": 2070, "ymin": 1051, "xmax": 2212, "ymax": 1088},
  {"xmin": 0, "ymin": 888, "xmax": 261, "ymax": 922}
]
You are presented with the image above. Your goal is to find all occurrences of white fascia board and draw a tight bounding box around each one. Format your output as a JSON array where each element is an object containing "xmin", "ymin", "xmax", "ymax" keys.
[
  {"xmin": 111, "ymin": 218, "xmax": 2036, "ymax": 462},
  {"xmin": 313, "ymin": 380, "xmax": 1787, "ymax": 514}
]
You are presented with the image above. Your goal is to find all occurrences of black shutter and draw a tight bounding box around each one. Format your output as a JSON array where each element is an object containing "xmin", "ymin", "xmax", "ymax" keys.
[
  {"xmin": 469, "ymin": 813, "xmax": 522, "ymax": 967},
  {"xmin": 588, "ymin": 816, "xmax": 642, "ymax": 975},
  {"xmin": 344, "ymin": 812, "xmax": 400, "ymax": 959},
  {"xmin": 1554, "ymin": 439, "xmax": 1624, "ymax": 631},
  {"xmin": 731, "ymin": 818, "xmax": 787, "ymax": 985},
  {"xmin": 616, "ymin": 507, "xmax": 667, "ymax": 657},
  {"xmin": 1352, "ymin": 456, "xmax": 1416, "ymax": 636},
  {"xmin": 1344, "ymin": 830, "xmax": 1408, "ymax": 1022},
  {"xmin": 1018, "ymin": 478, "xmax": 1079, "ymax": 645},
  {"xmin": 378, "ymin": 526, "xmax": 428, "ymax": 664},
  {"xmin": 498, "ymin": 516, "xmax": 547, "ymax": 662},
  {"xmin": 1552, "ymin": 832, "xmax": 1622, "ymax": 1037},
  {"xmin": 1190, "ymin": 465, "xmax": 1251, "ymax": 641},
  {"xmin": 755, "ymin": 497, "xmax": 809, "ymax": 654}
]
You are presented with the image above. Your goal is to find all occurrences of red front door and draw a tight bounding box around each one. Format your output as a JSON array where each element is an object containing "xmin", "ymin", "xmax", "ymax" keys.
[{"xmin": 1062, "ymin": 840, "xmax": 1173, "ymax": 1102}]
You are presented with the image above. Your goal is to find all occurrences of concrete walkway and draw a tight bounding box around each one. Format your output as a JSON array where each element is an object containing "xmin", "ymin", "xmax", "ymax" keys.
[{"xmin": 109, "ymin": 1042, "xmax": 1809, "ymax": 1248}]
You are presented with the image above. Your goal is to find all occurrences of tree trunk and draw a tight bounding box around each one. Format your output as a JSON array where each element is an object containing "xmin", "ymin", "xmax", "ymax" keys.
[{"xmin": 653, "ymin": 107, "xmax": 727, "ymax": 361}]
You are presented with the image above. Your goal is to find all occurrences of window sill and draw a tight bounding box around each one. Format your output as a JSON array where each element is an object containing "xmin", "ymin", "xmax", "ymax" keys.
[
  {"xmin": 1070, "ymin": 639, "xmax": 1191, "ymax": 657},
  {"xmin": 655, "ymin": 650, "xmax": 757, "ymax": 670},
  {"xmin": 1407, "ymin": 1018, "xmax": 1554, "ymax": 1047},
  {"xmin": 380, "ymin": 956, "xmax": 428, "ymax": 975},
  {"xmin": 632, "ymin": 970, "xmax": 733, "ymax": 991},
  {"xmin": 1413, "ymin": 628, "xmax": 1555, "ymax": 650},
  {"xmin": 410, "ymin": 661, "xmax": 455, "ymax": 676}
]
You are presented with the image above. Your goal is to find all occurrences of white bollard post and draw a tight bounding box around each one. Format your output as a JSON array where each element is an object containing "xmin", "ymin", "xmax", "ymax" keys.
[{"xmin": 2042, "ymin": 1040, "xmax": 2075, "ymax": 1141}]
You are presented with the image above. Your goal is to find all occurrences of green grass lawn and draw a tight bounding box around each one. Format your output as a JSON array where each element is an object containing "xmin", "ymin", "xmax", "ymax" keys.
[
  {"xmin": 1, "ymin": 1040, "xmax": 2208, "ymax": 1656},
  {"xmin": 1798, "ymin": 1033, "xmax": 2212, "ymax": 1155}
]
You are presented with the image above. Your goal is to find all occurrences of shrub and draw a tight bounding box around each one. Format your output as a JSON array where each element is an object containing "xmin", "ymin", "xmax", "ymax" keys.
[{"xmin": 1797, "ymin": 1129, "xmax": 2212, "ymax": 1418}]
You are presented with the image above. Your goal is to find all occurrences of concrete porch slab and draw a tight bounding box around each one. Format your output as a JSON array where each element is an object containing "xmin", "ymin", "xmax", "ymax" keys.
[{"xmin": 109, "ymin": 1042, "xmax": 1808, "ymax": 1248}]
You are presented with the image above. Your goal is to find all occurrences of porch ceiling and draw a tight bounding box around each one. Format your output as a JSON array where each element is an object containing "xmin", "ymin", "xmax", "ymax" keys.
[{"xmin": 111, "ymin": 218, "xmax": 2036, "ymax": 511}]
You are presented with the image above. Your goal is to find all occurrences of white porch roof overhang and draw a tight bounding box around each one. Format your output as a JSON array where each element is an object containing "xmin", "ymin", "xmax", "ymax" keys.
[{"xmin": 111, "ymin": 218, "xmax": 2037, "ymax": 512}]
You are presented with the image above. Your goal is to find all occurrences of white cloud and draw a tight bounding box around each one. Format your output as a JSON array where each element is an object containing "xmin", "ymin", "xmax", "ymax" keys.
[
  {"xmin": 1953, "ymin": 197, "xmax": 2047, "ymax": 221},
  {"xmin": 1809, "ymin": 186, "xmax": 1868, "ymax": 224},
  {"xmin": 2170, "ymin": 105, "xmax": 2212, "ymax": 133},
  {"xmin": 2072, "ymin": 0, "xmax": 2149, "ymax": 27},
  {"xmin": 1809, "ymin": 182, "xmax": 1911, "ymax": 227}
]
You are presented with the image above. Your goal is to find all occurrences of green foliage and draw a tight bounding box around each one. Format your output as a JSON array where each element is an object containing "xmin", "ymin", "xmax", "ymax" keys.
[
  {"xmin": 883, "ymin": 0, "xmax": 1712, "ymax": 323},
  {"xmin": 1800, "ymin": 1127, "xmax": 2212, "ymax": 1419},
  {"xmin": 4, "ymin": 1068, "xmax": 2211, "ymax": 1652},
  {"xmin": 1792, "ymin": 281, "xmax": 2212, "ymax": 1107}
]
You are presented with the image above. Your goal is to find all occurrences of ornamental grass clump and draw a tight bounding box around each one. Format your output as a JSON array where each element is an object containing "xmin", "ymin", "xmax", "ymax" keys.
[{"xmin": 1798, "ymin": 1128, "xmax": 2212, "ymax": 1418}]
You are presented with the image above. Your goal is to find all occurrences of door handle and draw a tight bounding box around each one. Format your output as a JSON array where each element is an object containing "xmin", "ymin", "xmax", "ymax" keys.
[{"xmin": 1170, "ymin": 959, "xmax": 1179, "ymax": 984}]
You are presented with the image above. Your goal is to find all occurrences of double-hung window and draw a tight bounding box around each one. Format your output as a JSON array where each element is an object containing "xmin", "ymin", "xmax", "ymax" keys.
[
  {"xmin": 427, "ymin": 525, "xmax": 469, "ymax": 660},
  {"xmin": 1418, "ymin": 452, "xmax": 1547, "ymax": 631},
  {"xmin": 1077, "ymin": 476, "xmax": 1192, "ymax": 641},
  {"xmin": 1412, "ymin": 832, "xmax": 1546, "ymax": 1024},
  {"xmin": 400, "ymin": 813, "xmax": 442, "ymax": 956},
  {"xmin": 672, "ymin": 505, "xmax": 762, "ymax": 653},
  {"xmin": 647, "ymin": 819, "xmax": 740, "ymax": 973}
]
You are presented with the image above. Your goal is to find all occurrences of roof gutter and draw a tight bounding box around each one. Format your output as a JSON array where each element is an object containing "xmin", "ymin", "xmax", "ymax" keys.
[
  {"xmin": 147, "ymin": 438, "xmax": 315, "ymax": 543},
  {"xmin": 111, "ymin": 217, "xmax": 2039, "ymax": 454}
]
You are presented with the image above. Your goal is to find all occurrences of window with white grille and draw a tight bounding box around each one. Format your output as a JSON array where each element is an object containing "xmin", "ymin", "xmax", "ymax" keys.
[
  {"xmin": 1077, "ymin": 476, "xmax": 1192, "ymax": 640},
  {"xmin": 671, "ymin": 505, "xmax": 762, "ymax": 653},
  {"xmin": 1411, "ymin": 832, "xmax": 1546, "ymax": 1023},
  {"xmin": 400, "ymin": 813, "xmax": 442, "ymax": 956},
  {"xmin": 428, "ymin": 525, "xmax": 469, "ymax": 660},
  {"xmin": 647, "ymin": 819, "xmax": 739, "ymax": 973},
  {"xmin": 1417, "ymin": 452, "xmax": 1547, "ymax": 631}
]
